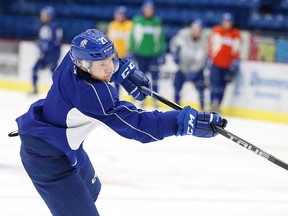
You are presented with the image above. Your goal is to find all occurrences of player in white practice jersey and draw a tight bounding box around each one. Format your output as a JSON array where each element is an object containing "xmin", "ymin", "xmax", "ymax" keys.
[{"xmin": 170, "ymin": 19, "xmax": 208, "ymax": 110}]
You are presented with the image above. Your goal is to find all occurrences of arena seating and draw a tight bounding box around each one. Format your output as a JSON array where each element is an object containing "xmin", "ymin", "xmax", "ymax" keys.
[{"xmin": 0, "ymin": 0, "xmax": 288, "ymax": 43}]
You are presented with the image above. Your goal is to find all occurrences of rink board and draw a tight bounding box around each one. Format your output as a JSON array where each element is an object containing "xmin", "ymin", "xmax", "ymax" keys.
[{"xmin": 0, "ymin": 41, "xmax": 288, "ymax": 123}]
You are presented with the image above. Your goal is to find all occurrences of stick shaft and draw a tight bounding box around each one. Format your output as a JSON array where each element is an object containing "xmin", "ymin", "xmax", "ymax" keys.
[{"xmin": 141, "ymin": 86, "xmax": 288, "ymax": 171}]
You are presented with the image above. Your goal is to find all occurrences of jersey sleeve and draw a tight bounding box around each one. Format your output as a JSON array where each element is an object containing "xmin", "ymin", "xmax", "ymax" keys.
[
  {"xmin": 231, "ymin": 29, "xmax": 241, "ymax": 59},
  {"xmin": 169, "ymin": 28, "xmax": 188, "ymax": 53},
  {"xmin": 129, "ymin": 17, "xmax": 139, "ymax": 52},
  {"xmin": 208, "ymin": 26, "xmax": 221, "ymax": 59},
  {"xmin": 158, "ymin": 19, "xmax": 166, "ymax": 54},
  {"xmin": 77, "ymin": 80, "xmax": 180, "ymax": 143}
]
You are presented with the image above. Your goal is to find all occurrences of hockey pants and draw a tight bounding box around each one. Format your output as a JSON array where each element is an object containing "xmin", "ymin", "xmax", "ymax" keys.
[{"xmin": 20, "ymin": 134, "xmax": 101, "ymax": 216}]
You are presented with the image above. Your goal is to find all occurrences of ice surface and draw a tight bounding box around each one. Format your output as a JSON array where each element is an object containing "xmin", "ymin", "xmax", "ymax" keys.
[{"xmin": 1, "ymin": 89, "xmax": 288, "ymax": 216}]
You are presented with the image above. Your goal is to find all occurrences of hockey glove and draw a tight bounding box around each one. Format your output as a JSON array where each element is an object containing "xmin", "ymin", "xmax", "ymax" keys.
[
  {"xmin": 176, "ymin": 106, "xmax": 227, "ymax": 138},
  {"xmin": 171, "ymin": 52, "xmax": 180, "ymax": 64},
  {"xmin": 111, "ymin": 59, "xmax": 151, "ymax": 101},
  {"xmin": 226, "ymin": 59, "xmax": 240, "ymax": 82},
  {"xmin": 206, "ymin": 57, "xmax": 211, "ymax": 66},
  {"xmin": 230, "ymin": 59, "xmax": 240, "ymax": 73},
  {"xmin": 157, "ymin": 53, "xmax": 166, "ymax": 65}
]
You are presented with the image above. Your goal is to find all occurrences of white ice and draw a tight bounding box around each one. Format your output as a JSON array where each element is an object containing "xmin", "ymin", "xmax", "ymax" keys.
[{"xmin": 1, "ymin": 89, "xmax": 288, "ymax": 216}]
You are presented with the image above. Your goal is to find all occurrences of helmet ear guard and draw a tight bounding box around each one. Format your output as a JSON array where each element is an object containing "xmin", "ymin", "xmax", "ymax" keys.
[
  {"xmin": 72, "ymin": 57, "xmax": 92, "ymax": 73},
  {"xmin": 40, "ymin": 6, "xmax": 56, "ymax": 20},
  {"xmin": 80, "ymin": 60, "xmax": 92, "ymax": 72}
]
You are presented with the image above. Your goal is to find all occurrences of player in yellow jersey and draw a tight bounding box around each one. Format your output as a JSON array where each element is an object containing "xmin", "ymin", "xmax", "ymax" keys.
[{"xmin": 107, "ymin": 6, "xmax": 133, "ymax": 94}]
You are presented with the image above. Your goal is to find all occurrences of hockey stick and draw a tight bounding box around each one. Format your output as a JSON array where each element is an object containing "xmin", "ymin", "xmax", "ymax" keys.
[{"xmin": 140, "ymin": 86, "xmax": 288, "ymax": 171}]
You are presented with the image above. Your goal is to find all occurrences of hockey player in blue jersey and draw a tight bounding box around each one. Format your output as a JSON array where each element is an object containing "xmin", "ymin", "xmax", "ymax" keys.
[
  {"xmin": 29, "ymin": 6, "xmax": 63, "ymax": 95},
  {"xmin": 16, "ymin": 29, "xmax": 226, "ymax": 215}
]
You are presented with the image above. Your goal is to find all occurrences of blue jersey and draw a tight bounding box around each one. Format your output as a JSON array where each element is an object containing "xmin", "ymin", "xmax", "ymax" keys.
[
  {"xmin": 16, "ymin": 53, "xmax": 180, "ymax": 168},
  {"xmin": 38, "ymin": 21, "xmax": 63, "ymax": 60}
]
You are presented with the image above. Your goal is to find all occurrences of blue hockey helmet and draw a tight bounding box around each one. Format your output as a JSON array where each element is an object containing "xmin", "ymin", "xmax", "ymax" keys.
[
  {"xmin": 40, "ymin": 6, "xmax": 55, "ymax": 19},
  {"xmin": 191, "ymin": 18, "xmax": 204, "ymax": 28},
  {"xmin": 142, "ymin": 0, "xmax": 154, "ymax": 10},
  {"xmin": 114, "ymin": 6, "xmax": 127, "ymax": 16},
  {"xmin": 222, "ymin": 12, "xmax": 234, "ymax": 23},
  {"xmin": 70, "ymin": 29, "xmax": 119, "ymax": 71}
]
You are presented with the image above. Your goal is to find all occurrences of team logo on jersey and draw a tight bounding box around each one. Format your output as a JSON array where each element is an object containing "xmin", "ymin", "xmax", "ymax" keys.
[
  {"xmin": 98, "ymin": 36, "xmax": 108, "ymax": 45},
  {"xmin": 80, "ymin": 39, "xmax": 88, "ymax": 48}
]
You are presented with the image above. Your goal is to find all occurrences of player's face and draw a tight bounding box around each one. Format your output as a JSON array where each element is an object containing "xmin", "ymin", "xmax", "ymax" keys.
[
  {"xmin": 222, "ymin": 20, "xmax": 233, "ymax": 30},
  {"xmin": 192, "ymin": 25, "xmax": 202, "ymax": 38},
  {"xmin": 143, "ymin": 7, "xmax": 154, "ymax": 18},
  {"xmin": 114, "ymin": 13, "xmax": 125, "ymax": 22},
  {"xmin": 40, "ymin": 12, "xmax": 50, "ymax": 23},
  {"xmin": 89, "ymin": 55, "xmax": 116, "ymax": 82}
]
